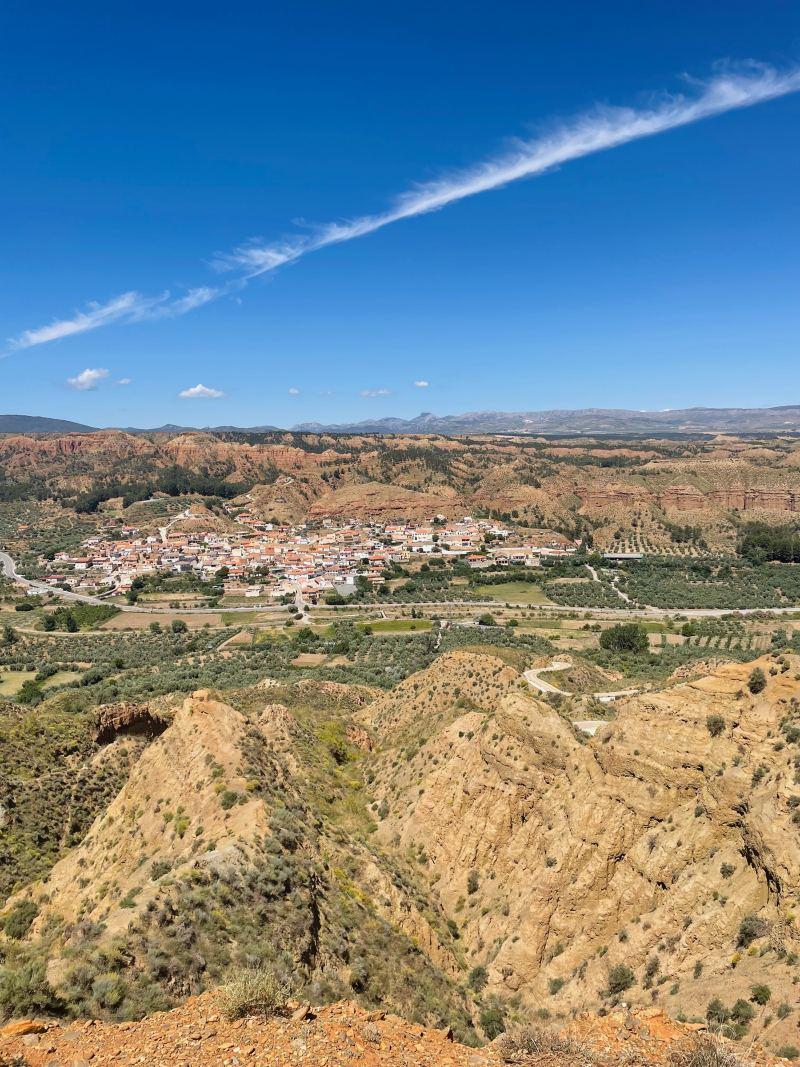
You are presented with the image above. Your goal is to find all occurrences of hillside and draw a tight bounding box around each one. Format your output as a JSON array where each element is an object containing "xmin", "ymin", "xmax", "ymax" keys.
[
  {"xmin": 0, "ymin": 682, "xmax": 473, "ymax": 1036},
  {"xmin": 0, "ymin": 415, "xmax": 96, "ymax": 434},
  {"xmin": 5, "ymin": 428, "xmax": 800, "ymax": 547},
  {"xmin": 366, "ymin": 651, "xmax": 800, "ymax": 1046},
  {"xmin": 3, "ymin": 649, "xmax": 800, "ymax": 1056}
]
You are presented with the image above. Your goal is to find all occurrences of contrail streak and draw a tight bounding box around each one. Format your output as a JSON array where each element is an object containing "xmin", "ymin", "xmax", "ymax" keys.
[
  {"xmin": 8, "ymin": 62, "xmax": 800, "ymax": 351},
  {"xmin": 219, "ymin": 63, "xmax": 800, "ymax": 276}
]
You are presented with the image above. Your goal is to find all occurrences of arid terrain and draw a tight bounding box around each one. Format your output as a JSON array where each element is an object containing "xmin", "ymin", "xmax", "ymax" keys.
[
  {"xmin": 4, "ymin": 429, "xmax": 800, "ymax": 552},
  {"xmin": 4, "ymin": 430, "xmax": 800, "ymax": 1064},
  {"xmin": 3, "ymin": 643, "xmax": 800, "ymax": 1062}
]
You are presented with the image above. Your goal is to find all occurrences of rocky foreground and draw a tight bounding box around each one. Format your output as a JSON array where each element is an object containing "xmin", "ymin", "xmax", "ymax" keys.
[{"xmin": 0, "ymin": 993, "xmax": 779, "ymax": 1067}]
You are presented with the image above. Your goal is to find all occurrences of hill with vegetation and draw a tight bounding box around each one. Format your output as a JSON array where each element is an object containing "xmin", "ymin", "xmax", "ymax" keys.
[
  {"xmin": 4, "ymin": 429, "xmax": 800, "ymax": 554},
  {"xmin": 3, "ymin": 643, "xmax": 800, "ymax": 1060}
]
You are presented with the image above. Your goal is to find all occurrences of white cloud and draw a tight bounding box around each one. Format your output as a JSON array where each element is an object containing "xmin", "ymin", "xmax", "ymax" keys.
[
  {"xmin": 8, "ymin": 62, "xmax": 800, "ymax": 352},
  {"xmin": 288, "ymin": 387, "xmax": 300, "ymax": 395},
  {"xmin": 413, "ymin": 380, "xmax": 429, "ymax": 388},
  {"xmin": 117, "ymin": 377, "xmax": 132, "ymax": 386},
  {"xmin": 178, "ymin": 383, "xmax": 224, "ymax": 398},
  {"xmin": 359, "ymin": 388, "xmax": 391, "ymax": 398},
  {"xmin": 66, "ymin": 367, "xmax": 109, "ymax": 391},
  {"xmin": 150, "ymin": 286, "xmax": 220, "ymax": 318},
  {"xmin": 219, "ymin": 64, "xmax": 800, "ymax": 279},
  {"xmin": 7, "ymin": 287, "xmax": 223, "ymax": 352},
  {"xmin": 12, "ymin": 293, "xmax": 154, "ymax": 350}
]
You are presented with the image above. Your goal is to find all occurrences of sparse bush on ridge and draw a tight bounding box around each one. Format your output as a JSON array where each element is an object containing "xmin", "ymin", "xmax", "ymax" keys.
[
  {"xmin": 219, "ymin": 965, "xmax": 290, "ymax": 1020},
  {"xmin": 494, "ymin": 1025, "xmax": 591, "ymax": 1061},
  {"xmin": 674, "ymin": 1034, "xmax": 750, "ymax": 1067}
]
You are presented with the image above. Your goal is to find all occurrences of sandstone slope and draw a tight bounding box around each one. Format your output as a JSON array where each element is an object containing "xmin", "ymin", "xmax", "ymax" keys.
[{"xmin": 368, "ymin": 651, "xmax": 800, "ymax": 1048}]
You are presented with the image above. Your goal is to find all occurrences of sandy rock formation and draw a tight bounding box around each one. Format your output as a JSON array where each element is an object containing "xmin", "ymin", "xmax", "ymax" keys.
[{"xmin": 368, "ymin": 652, "xmax": 800, "ymax": 1045}]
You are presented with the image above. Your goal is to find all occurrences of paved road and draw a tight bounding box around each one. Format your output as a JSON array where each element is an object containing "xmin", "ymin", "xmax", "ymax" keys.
[
  {"xmin": 523, "ymin": 659, "xmax": 573, "ymax": 695},
  {"xmin": 0, "ymin": 551, "xmax": 108, "ymax": 605},
  {"xmin": 524, "ymin": 659, "xmax": 639, "ymax": 703}
]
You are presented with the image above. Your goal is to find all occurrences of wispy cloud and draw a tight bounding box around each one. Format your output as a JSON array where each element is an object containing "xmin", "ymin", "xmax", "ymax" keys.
[
  {"xmin": 67, "ymin": 367, "xmax": 109, "ymax": 391},
  {"xmin": 219, "ymin": 63, "xmax": 800, "ymax": 278},
  {"xmin": 288, "ymin": 387, "xmax": 300, "ymax": 395},
  {"xmin": 359, "ymin": 388, "xmax": 391, "ymax": 398},
  {"xmin": 117, "ymin": 377, "xmax": 132, "ymax": 385},
  {"xmin": 413, "ymin": 380, "xmax": 429, "ymax": 388},
  {"xmin": 179, "ymin": 383, "xmax": 224, "ymax": 398},
  {"xmin": 7, "ymin": 287, "xmax": 223, "ymax": 353},
  {"xmin": 11, "ymin": 293, "xmax": 155, "ymax": 351},
  {"xmin": 149, "ymin": 286, "xmax": 221, "ymax": 319},
  {"xmin": 8, "ymin": 62, "xmax": 800, "ymax": 353}
]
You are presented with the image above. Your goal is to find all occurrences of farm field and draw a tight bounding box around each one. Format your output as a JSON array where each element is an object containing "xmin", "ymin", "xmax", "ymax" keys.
[
  {"xmin": 357, "ymin": 618, "xmax": 433, "ymax": 633},
  {"xmin": 99, "ymin": 612, "xmax": 223, "ymax": 630},
  {"xmin": 473, "ymin": 581, "xmax": 553, "ymax": 605},
  {"xmin": 0, "ymin": 669, "xmax": 35, "ymax": 698}
]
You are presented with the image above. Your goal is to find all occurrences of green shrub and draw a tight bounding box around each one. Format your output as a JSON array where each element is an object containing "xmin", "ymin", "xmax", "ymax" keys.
[
  {"xmin": 706, "ymin": 715, "xmax": 725, "ymax": 737},
  {"xmin": 706, "ymin": 998, "xmax": 729, "ymax": 1024},
  {"xmin": 737, "ymin": 914, "xmax": 767, "ymax": 948},
  {"xmin": 607, "ymin": 963, "xmax": 634, "ymax": 995},
  {"xmin": 479, "ymin": 1001, "xmax": 506, "ymax": 1039},
  {"xmin": 729, "ymin": 998, "xmax": 754, "ymax": 1025},
  {"xmin": 748, "ymin": 668, "xmax": 766, "ymax": 694},
  {"xmin": 0, "ymin": 956, "xmax": 63, "ymax": 1018},
  {"xmin": 2, "ymin": 900, "xmax": 38, "ymax": 940},
  {"xmin": 750, "ymin": 983, "xmax": 771, "ymax": 1006}
]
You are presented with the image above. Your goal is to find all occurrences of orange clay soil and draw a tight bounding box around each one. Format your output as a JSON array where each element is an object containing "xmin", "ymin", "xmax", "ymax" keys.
[{"xmin": 0, "ymin": 994, "xmax": 782, "ymax": 1067}]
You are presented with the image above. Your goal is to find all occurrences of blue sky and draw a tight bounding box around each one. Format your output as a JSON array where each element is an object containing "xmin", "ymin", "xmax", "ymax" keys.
[{"xmin": 1, "ymin": 1, "xmax": 799, "ymax": 427}]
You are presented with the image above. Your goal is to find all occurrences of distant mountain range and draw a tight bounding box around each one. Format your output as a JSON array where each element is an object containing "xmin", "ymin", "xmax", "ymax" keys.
[
  {"xmin": 0, "ymin": 414, "xmax": 99, "ymax": 434},
  {"xmin": 5, "ymin": 406, "xmax": 800, "ymax": 437},
  {"xmin": 0, "ymin": 415, "xmax": 280, "ymax": 435},
  {"xmin": 291, "ymin": 406, "xmax": 800, "ymax": 434}
]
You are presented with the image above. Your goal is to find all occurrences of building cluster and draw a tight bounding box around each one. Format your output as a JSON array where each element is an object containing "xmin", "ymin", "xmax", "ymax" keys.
[{"xmin": 41, "ymin": 513, "xmax": 577, "ymax": 602}]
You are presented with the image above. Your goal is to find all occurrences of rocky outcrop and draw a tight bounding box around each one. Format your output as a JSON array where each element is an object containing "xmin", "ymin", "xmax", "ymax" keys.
[
  {"xmin": 307, "ymin": 481, "xmax": 465, "ymax": 520},
  {"xmin": 94, "ymin": 702, "xmax": 169, "ymax": 743},
  {"xmin": 368, "ymin": 652, "xmax": 800, "ymax": 1039},
  {"xmin": 579, "ymin": 484, "xmax": 800, "ymax": 513},
  {"xmin": 0, "ymin": 993, "xmax": 784, "ymax": 1066}
]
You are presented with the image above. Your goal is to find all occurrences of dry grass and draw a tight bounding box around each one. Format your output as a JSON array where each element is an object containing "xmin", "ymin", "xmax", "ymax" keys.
[
  {"xmin": 218, "ymin": 966, "xmax": 290, "ymax": 1020},
  {"xmin": 670, "ymin": 1035, "xmax": 750, "ymax": 1067},
  {"xmin": 494, "ymin": 1025, "xmax": 595, "ymax": 1063}
]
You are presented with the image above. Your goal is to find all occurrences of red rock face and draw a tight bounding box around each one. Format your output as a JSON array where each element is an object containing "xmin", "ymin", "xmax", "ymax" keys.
[
  {"xmin": 579, "ymin": 486, "xmax": 800, "ymax": 513},
  {"xmin": 656, "ymin": 487, "xmax": 707, "ymax": 511},
  {"xmin": 94, "ymin": 702, "xmax": 169, "ymax": 744},
  {"xmin": 706, "ymin": 489, "xmax": 800, "ymax": 511}
]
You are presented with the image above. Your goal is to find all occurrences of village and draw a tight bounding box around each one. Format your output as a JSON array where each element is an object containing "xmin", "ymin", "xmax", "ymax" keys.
[{"xmin": 41, "ymin": 510, "xmax": 578, "ymax": 603}]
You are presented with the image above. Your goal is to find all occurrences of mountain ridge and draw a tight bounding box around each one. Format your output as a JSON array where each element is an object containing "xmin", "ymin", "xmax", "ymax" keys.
[{"xmin": 5, "ymin": 405, "xmax": 800, "ymax": 437}]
